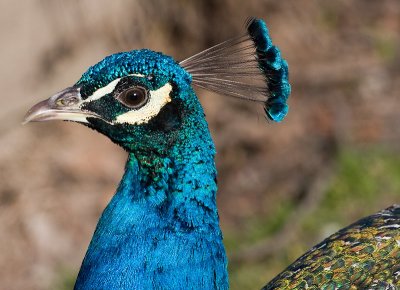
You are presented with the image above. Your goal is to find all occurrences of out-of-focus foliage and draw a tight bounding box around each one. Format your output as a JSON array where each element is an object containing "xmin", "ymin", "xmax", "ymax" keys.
[
  {"xmin": 228, "ymin": 148, "xmax": 400, "ymax": 288},
  {"xmin": 0, "ymin": 1, "xmax": 399, "ymax": 289}
]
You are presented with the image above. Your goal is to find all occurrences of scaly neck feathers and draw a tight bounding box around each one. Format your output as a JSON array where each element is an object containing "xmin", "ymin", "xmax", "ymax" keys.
[{"xmin": 74, "ymin": 93, "xmax": 229, "ymax": 290}]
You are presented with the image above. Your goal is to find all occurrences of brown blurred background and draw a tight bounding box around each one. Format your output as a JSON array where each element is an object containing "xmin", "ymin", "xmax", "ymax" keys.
[{"xmin": 1, "ymin": 1, "xmax": 400, "ymax": 289}]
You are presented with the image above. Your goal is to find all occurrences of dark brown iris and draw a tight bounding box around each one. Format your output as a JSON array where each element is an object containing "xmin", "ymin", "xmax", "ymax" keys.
[{"xmin": 117, "ymin": 86, "xmax": 148, "ymax": 109}]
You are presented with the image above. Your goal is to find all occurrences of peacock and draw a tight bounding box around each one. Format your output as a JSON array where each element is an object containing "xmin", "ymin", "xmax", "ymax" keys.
[{"xmin": 24, "ymin": 17, "xmax": 400, "ymax": 289}]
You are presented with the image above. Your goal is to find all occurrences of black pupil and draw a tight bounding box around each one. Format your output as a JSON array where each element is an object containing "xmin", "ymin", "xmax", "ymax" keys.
[{"xmin": 120, "ymin": 87, "xmax": 147, "ymax": 108}]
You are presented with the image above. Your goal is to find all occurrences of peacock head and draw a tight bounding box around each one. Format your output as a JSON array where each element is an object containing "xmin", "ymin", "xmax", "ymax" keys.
[
  {"xmin": 24, "ymin": 49, "xmax": 196, "ymax": 153},
  {"xmin": 24, "ymin": 18, "xmax": 291, "ymax": 153}
]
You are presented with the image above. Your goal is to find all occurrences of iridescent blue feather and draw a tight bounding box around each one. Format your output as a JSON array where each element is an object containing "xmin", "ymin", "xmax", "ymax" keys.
[{"xmin": 246, "ymin": 18, "xmax": 290, "ymax": 122}]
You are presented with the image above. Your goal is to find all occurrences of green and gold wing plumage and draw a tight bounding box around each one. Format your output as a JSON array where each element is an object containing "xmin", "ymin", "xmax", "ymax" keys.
[{"xmin": 263, "ymin": 205, "xmax": 400, "ymax": 290}]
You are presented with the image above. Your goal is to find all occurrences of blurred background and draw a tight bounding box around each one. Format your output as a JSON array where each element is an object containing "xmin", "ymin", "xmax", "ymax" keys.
[{"xmin": 1, "ymin": 0, "xmax": 400, "ymax": 289}]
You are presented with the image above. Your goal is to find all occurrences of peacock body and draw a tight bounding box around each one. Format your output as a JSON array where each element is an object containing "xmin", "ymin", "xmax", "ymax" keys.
[{"xmin": 24, "ymin": 18, "xmax": 400, "ymax": 289}]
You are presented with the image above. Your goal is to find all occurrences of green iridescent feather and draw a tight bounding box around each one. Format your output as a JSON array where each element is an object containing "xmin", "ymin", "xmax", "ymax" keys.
[{"xmin": 263, "ymin": 205, "xmax": 400, "ymax": 289}]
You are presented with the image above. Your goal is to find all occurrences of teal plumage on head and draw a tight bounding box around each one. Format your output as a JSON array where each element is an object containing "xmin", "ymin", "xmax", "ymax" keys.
[{"xmin": 75, "ymin": 49, "xmax": 193, "ymax": 153}]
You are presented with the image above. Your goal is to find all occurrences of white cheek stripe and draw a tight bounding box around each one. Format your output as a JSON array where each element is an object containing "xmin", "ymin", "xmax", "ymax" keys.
[
  {"xmin": 115, "ymin": 83, "xmax": 172, "ymax": 125},
  {"xmin": 82, "ymin": 73, "xmax": 145, "ymax": 103}
]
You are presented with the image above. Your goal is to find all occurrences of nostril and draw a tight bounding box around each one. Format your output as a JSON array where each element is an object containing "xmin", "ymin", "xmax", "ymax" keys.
[
  {"xmin": 56, "ymin": 95, "xmax": 79, "ymax": 107},
  {"xmin": 53, "ymin": 87, "xmax": 81, "ymax": 107}
]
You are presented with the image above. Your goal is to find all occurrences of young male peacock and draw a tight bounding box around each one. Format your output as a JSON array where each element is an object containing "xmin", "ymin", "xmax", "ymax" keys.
[{"xmin": 24, "ymin": 18, "xmax": 400, "ymax": 289}]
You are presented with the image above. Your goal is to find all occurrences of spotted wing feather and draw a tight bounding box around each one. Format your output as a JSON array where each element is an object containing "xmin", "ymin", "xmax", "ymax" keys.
[{"xmin": 263, "ymin": 205, "xmax": 400, "ymax": 289}]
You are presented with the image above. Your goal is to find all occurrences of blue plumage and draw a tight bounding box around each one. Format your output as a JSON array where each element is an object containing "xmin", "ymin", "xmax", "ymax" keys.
[
  {"xmin": 78, "ymin": 49, "xmax": 191, "ymax": 96},
  {"xmin": 76, "ymin": 128, "xmax": 228, "ymax": 289},
  {"xmin": 74, "ymin": 49, "xmax": 229, "ymax": 289}
]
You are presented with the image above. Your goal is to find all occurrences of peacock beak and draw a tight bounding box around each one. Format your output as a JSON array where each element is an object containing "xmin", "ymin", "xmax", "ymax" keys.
[{"xmin": 23, "ymin": 87, "xmax": 99, "ymax": 124}]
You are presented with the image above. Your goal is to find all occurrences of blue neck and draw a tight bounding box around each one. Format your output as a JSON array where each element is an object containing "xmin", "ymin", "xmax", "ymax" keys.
[{"xmin": 74, "ymin": 100, "xmax": 228, "ymax": 289}]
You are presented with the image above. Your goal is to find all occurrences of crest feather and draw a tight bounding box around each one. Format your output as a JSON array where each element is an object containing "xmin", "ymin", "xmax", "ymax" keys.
[{"xmin": 180, "ymin": 17, "xmax": 290, "ymax": 122}]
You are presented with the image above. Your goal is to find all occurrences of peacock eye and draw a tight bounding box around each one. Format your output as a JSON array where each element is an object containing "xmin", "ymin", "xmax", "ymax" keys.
[{"xmin": 116, "ymin": 86, "xmax": 149, "ymax": 109}]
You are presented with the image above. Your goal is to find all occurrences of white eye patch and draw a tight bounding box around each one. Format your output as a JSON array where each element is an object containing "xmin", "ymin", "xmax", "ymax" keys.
[
  {"xmin": 78, "ymin": 74, "xmax": 173, "ymax": 125},
  {"xmin": 115, "ymin": 83, "xmax": 172, "ymax": 125}
]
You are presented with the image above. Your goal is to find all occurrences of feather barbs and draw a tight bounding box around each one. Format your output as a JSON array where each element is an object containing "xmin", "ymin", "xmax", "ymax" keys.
[{"xmin": 180, "ymin": 17, "xmax": 290, "ymax": 122}]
